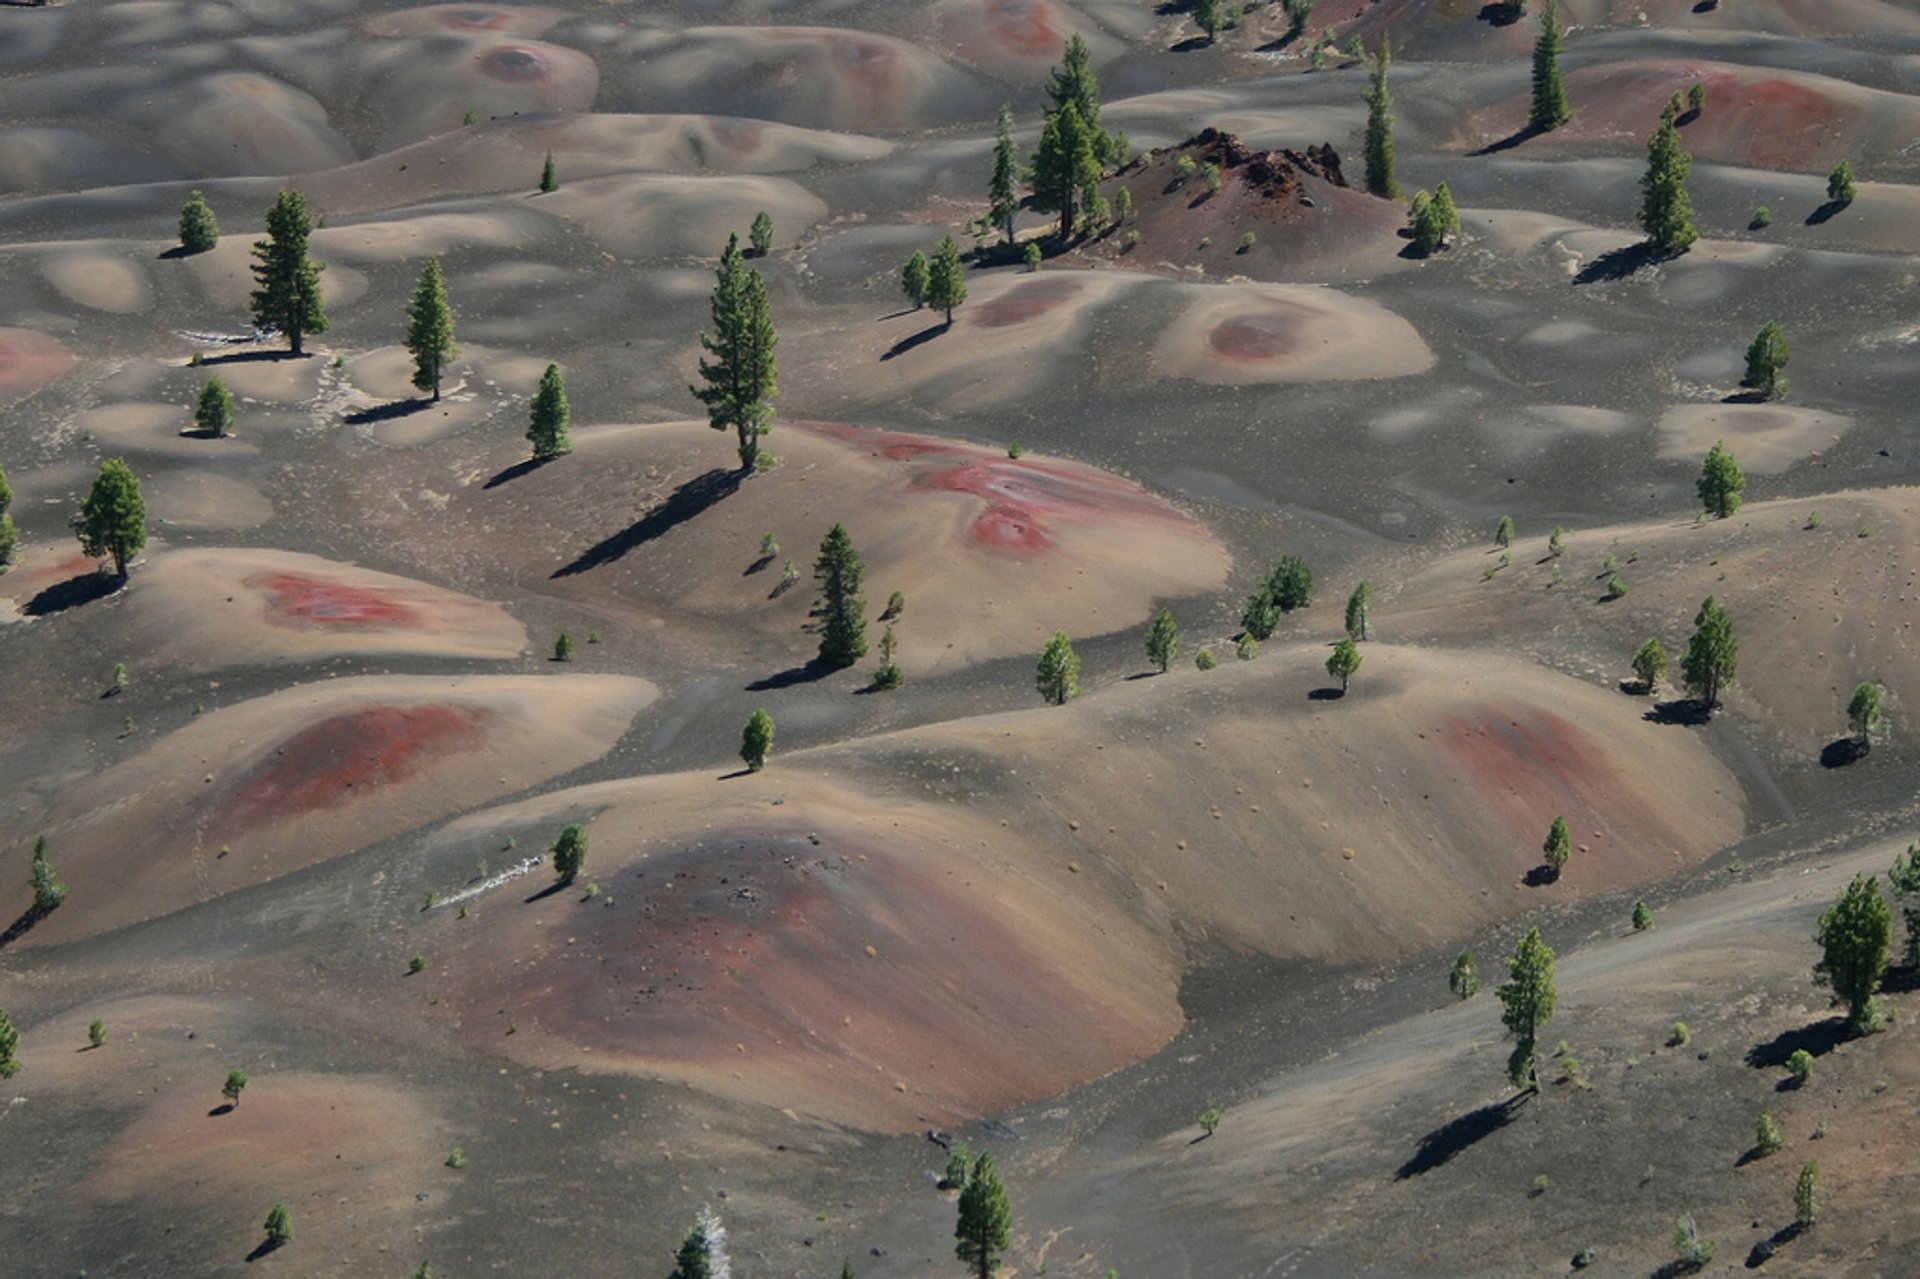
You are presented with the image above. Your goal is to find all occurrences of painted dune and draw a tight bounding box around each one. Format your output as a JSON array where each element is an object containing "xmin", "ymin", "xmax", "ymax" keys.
[{"xmin": 0, "ymin": 326, "xmax": 78, "ymax": 402}]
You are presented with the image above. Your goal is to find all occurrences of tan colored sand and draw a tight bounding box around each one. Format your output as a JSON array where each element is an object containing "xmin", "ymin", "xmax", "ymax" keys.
[
  {"xmin": 180, "ymin": 234, "xmax": 366, "ymax": 323},
  {"xmin": 309, "ymin": 208, "xmax": 548, "ymax": 265},
  {"xmin": 142, "ymin": 471, "xmax": 274, "ymax": 531},
  {"xmin": 1658, "ymin": 402, "xmax": 1854, "ymax": 474},
  {"xmin": 1152, "ymin": 280, "xmax": 1435, "ymax": 383},
  {"xmin": 69, "ymin": 402, "xmax": 259, "ymax": 459},
  {"xmin": 349, "ymin": 36, "xmax": 600, "ymax": 147},
  {"xmin": 40, "ymin": 248, "xmax": 152, "ymax": 315},
  {"xmin": 135, "ymin": 71, "xmax": 356, "ymax": 176},
  {"xmin": 5, "ymin": 674, "xmax": 654, "ymax": 945},
  {"xmin": 534, "ymin": 173, "xmax": 828, "ymax": 258}
]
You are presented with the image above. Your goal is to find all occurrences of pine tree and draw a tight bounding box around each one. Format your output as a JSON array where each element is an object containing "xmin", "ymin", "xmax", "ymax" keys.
[
  {"xmin": 1030, "ymin": 101, "xmax": 1100, "ymax": 242},
  {"xmin": 954, "ymin": 1152, "xmax": 1012, "ymax": 1279},
  {"xmin": 1145, "ymin": 606, "xmax": 1181, "ymax": 672},
  {"xmin": 1495, "ymin": 515, "xmax": 1515, "ymax": 548},
  {"xmin": 1449, "ymin": 948, "xmax": 1480, "ymax": 999},
  {"xmin": 550, "ymin": 823, "xmax": 589, "ymax": 885},
  {"xmin": 1795, "ymin": 1159, "xmax": 1820, "ymax": 1228},
  {"xmin": 539, "ymin": 150, "xmax": 557, "ymax": 193},
  {"xmin": 249, "ymin": 190, "xmax": 328, "ymax": 356},
  {"xmin": 0, "ymin": 462, "xmax": 16, "ymax": 570},
  {"xmin": 1326, "ymin": 637, "xmax": 1362, "ymax": 692},
  {"xmin": 1680, "ymin": 595, "xmax": 1737, "ymax": 710},
  {"xmin": 1639, "ymin": 109, "xmax": 1698, "ymax": 254},
  {"xmin": 1408, "ymin": 190, "xmax": 1449, "ymax": 255},
  {"xmin": 1542, "ymin": 814, "xmax": 1571, "ymax": 879},
  {"xmin": 1362, "ymin": 37, "xmax": 1400, "ymax": 199},
  {"xmin": 1847, "ymin": 681, "xmax": 1882, "ymax": 747},
  {"xmin": 405, "ymin": 258, "xmax": 458, "ymax": 401},
  {"xmin": 1433, "ymin": 182, "xmax": 1460, "ymax": 236},
  {"xmin": 195, "ymin": 375, "xmax": 236, "ymax": 437},
  {"xmin": 1529, "ymin": 0, "xmax": 1572, "ymax": 131},
  {"xmin": 1498, "ymin": 927, "xmax": 1558, "ymax": 1090},
  {"xmin": 1826, "ymin": 159, "xmax": 1855, "ymax": 207},
  {"xmin": 813, "ymin": 523, "xmax": 868, "ymax": 668},
  {"xmin": 71, "ymin": 457, "xmax": 147, "ymax": 578},
  {"xmin": 0, "ymin": 1008, "xmax": 18, "ymax": 1078},
  {"xmin": 1345, "ymin": 580, "xmax": 1374, "ymax": 640},
  {"xmin": 749, "ymin": 210, "xmax": 774, "ymax": 256},
  {"xmin": 901, "ymin": 251, "xmax": 930, "ymax": 309},
  {"xmin": 1817, "ymin": 873, "xmax": 1891, "ymax": 1034},
  {"xmin": 178, "ymin": 190, "xmax": 220, "ymax": 254},
  {"xmin": 1633, "ymin": 899, "xmax": 1656, "ymax": 931},
  {"xmin": 1036, "ymin": 631, "xmax": 1080, "ymax": 705},
  {"xmin": 669, "ymin": 1207, "xmax": 731, "ymax": 1279},
  {"xmin": 30, "ymin": 843, "xmax": 66, "ymax": 912},
  {"xmin": 1696, "ymin": 438, "xmax": 1746, "ymax": 517},
  {"xmin": 691, "ymin": 235, "xmax": 779, "ymax": 471},
  {"xmin": 263, "ymin": 1202, "xmax": 293, "ymax": 1249},
  {"xmin": 223, "ymin": 1068, "xmax": 249, "ymax": 1107},
  {"xmin": 1045, "ymin": 34, "xmax": 1119, "ymax": 165},
  {"xmin": 926, "ymin": 235, "xmax": 968, "ymax": 323},
  {"xmin": 988, "ymin": 103, "xmax": 1022, "ymax": 245},
  {"xmin": 1741, "ymin": 321, "xmax": 1789, "ymax": 399},
  {"xmin": 526, "ymin": 363, "xmax": 572, "ymax": 459},
  {"xmin": 1631, "ymin": 636, "xmax": 1668, "ymax": 693},
  {"xmin": 741, "ymin": 708, "xmax": 775, "ymax": 771},
  {"xmin": 1193, "ymin": 0, "xmax": 1222, "ymax": 40}
]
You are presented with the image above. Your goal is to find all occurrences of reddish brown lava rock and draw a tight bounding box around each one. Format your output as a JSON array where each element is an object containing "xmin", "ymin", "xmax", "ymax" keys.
[
  {"xmin": 1128, "ymin": 128, "xmax": 1349, "ymax": 204},
  {"xmin": 221, "ymin": 704, "xmax": 489, "ymax": 830},
  {"xmin": 971, "ymin": 276, "xmax": 1085, "ymax": 328},
  {"xmin": 1209, "ymin": 306, "xmax": 1312, "ymax": 361},
  {"xmin": 985, "ymin": 0, "xmax": 1067, "ymax": 57},
  {"xmin": 252, "ymin": 572, "xmax": 423, "ymax": 628}
]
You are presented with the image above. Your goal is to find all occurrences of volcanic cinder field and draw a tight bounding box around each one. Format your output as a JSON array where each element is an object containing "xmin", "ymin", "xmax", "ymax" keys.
[{"xmin": 3, "ymin": 1, "xmax": 1919, "ymax": 1276}]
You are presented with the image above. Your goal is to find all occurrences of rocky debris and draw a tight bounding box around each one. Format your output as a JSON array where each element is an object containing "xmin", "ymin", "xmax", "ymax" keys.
[{"xmin": 1129, "ymin": 128, "xmax": 1348, "ymax": 204}]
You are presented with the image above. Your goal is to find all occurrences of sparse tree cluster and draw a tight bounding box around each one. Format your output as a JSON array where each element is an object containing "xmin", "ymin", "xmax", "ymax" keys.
[
  {"xmin": 1026, "ymin": 36, "xmax": 1127, "ymax": 243},
  {"xmin": 1407, "ymin": 183, "xmax": 1460, "ymax": 255}
]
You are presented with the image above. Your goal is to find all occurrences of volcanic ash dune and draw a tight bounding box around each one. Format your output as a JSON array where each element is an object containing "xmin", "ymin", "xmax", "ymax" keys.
[
  {"xmin": 8, "ymin": 675, "xmax": 655, "ymax": 944},
  {"xmin": 535, "ymin": 173, "xmax": 828, "ymax": 259},
  {"xmin": 127, "ymin": 548, "xmax": 528, "ymax": 667},
  {"xmin": 1151, "ymin": 280, "xmax": 1434, "ymax": 384},
  {"xmin": 0, "ymin": 327, "xmax": 79, "ymax": 403}
]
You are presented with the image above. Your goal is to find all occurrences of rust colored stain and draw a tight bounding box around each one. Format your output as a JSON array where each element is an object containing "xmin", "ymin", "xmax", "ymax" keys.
[
  {"xmin": 800, "ymin": 421, "xmax": 1204, "ymax": 556},
  {"xmin": 221, "ymin": 704, "xmax": 488, "ymax": 830},
  {"xmin": 1209, "ymin": 310, "xmax": 1307, "ymax": 361},
  {"xmin": 826, "ymin": 33, "xmax": 903, "ymax": 97},
  {"xmin": 0, "ymin": 329, "xmax": 79, "ymax": 399},
  {"xmin": 252, "ymin": 573, "xmax": 422, "ymax": 629},
  {"xmin": 1434, "ymin": 708, "xmax": 1624, "ymax": 851},
  {"xmin": 477, "ymin": 45, "xmax": 551, "ymax": 83},
  {"xmin": 971, "ymin": 276, "xmax": 1083, "ymax": 328},
  {"xmin": 710, "ymin": 116, "xmax": 768, "ymax": 154},
  {"xmin": 1741, "ymin": 77, "xmax": 1851, "ymax": 168},
  {"xmin": 985, "ymin": 0, "xmax": 1066, "ymax": 58}
]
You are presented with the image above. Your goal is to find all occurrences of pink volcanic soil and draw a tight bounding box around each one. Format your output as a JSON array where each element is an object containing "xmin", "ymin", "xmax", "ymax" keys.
[
  {"xmin": 798, "ymin": 421, "xmax": 1208, "ymax": 556},
  {"xmin": 983, "ymin": 0, "xmax": 1071, "ymax": 56},
  {"xmin": 253, "ymin": 571, "xmax": 423, "ymax": 628},
  {"xmin": 970, "ymin": 274, "xmax": 1086, "ymax": 327},
  {"xmin": 0, "ymin": 327, "xmax": 79, "ymax": 400},
  {"xmin": 219, "ymin": 704, "xmax": 490, "ymax": 833},
  {"xmin": 1210, "ymin": 307, "xmax": 1311, "ymax": 361}
]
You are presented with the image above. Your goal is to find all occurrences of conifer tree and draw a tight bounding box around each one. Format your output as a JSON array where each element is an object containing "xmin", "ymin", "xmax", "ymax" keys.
[
  {"xmin": 195, "ymin": 375, "xmax": 236, "ymax": 437},
  {"xmin": 1193, "ymin": 0, "xmax": 1222, "ymax": 41},
  {"xmin": 1498, "ymin": 927, "xmax": 1558, "ymax": 1090},
  {"xmin": 1639, "ymin": 109, "xmax": 1698, "ymax": 254},
  {"xmin": 1795, "ymin": 1159, "xmax": 1820, "ymax": 1229},
  {"xmin": 1816, "ymin": 873, "xmax": 1890, "ymax": 1034},
  {"xmin": 1345, "ymin": 580, "xmax": 1374, "ymax": 641},
  {"xmin": 692, "ymin": 235, "xmax": 779, "ymax": 471},
  {"xmin": 741, "ymin": 708, "xmax": 775, "ymax": 771},
  {"xmin": 749, "ymin": 210, "xmax": 774, "ymax": 256},
  {"xmin": 1696, "ymin": 438, "xmax": 1746, "ymax": 517},
  {"xmin": 0, "ymin": 1007, "xmax": 18, "ymax": 1078},
  {"xmin": 1631, "ymin": 636, "xmax": 1668, "ymax": 692},
  {"xmin": 526, "ymin": 363, "xmax": 572, "ymax": 459},
  {"xmin": 178, "ymin": 190, "xmax": 220, "ymax": 254},
  {"xmin": 1362, "ymin": 37, "xmax": 1400, "ymax": 199},
  {"xmin": 813, "ymin": 523, "xmax": 868, "ymax": 668},
  {"xmin": 1741, "ymin": 321, "xmax": 1789, "ymax": 400},
  {"xmin": 1633, "ymin": 899, "xmax": 1656, "ymax": 931},
  {"xmin": 1495, "ymin": 514, "xmax": 1515, "ymax": 548},
  {"xmin": 926, "ymin": 235, "xmax": 968, "ymax": 323},
  {"xmin": 249, "ymin": 189, "xmax": 328, "ymax": 355},
  {"xmin": 1030, "ymin": 101, "xmax": 1100, "ymax": 242},
  {"xmin": 1847, "ymin": 681, "xmax": 1882, "ymax": 748},
  {"xmin": 30, "ymin": 841, "xmax": 65, "ymax": 912},
  {"xmin": 1542, "ymin": 814, "xmax": 1571, "ymax": 879},
  {"xmin": 1144, "ymin": 606, "xmax": 1181, "ymax": 672},
  {"xmin": 1681, "ymin": 595, "xmax": 1737, "ymax": 710},
  {"xmin": 405, "ymin": 258, "xmax": 458, "ymax": 401},
  {"xmin": 1045, "ymin": 35, "xmax": 1119, "ymax": 166},
  {"xmin": 71, "ymin": 457, "xmax": 147, "ymax": 578},
  {"xmin": 539, "ymin": 151, "xmax": 557, "ymax": 193},
  {"xmin": 1433, "ymin": 182, "xmax": 1460, "ymax": 236},
  {"xmin": 988, "ymin": 103, "xmax": 1022, "ymax": 245},
  {"xmin": 901, "ymin": 250, "xmax": 930, "ymax": 309},
  {"xmin": 1449, "ymin": 948, "xmax": 1480, "ymax": 999},
  {"xmin": 0, "ymin": 462, "xmax": 16, "ymax": 570},
  {"xmin": 1826, "ymin": 159, "xmax": 1855, "ymax": 208},
  {"xmin": 551, "ymin": 823, "xmax": 588, "ymax": 885},
  {"xmin": 1036, "ymin": 630, "xmax": 1080, "ymax": 705},
  {"xmin": 263, "ymin": 1203, "xmax": 293, "ymax": 1249},
  {"xmin": 954, "ymin": 1152, "xmax": 1012, "ymax": 1279},
  {"xmin": 1529, "ymin": 0, "xmax": 1572, "ymax": 131},
  {"xmin": 1326, "ymin": 637, "xmax": 1362, "ymax": 692}
]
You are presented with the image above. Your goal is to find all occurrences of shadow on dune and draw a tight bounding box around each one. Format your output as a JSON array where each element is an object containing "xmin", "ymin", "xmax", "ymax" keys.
[
  {"xmin": 201, "ymin": 349, "xmax": 300, "ymax": 366},
  {"xmin": 484, "ymin": 455, "xmax": 557, "ymax": 489},
  {"xmin": 1745, "ymin": 1016, "xmax": 1849, "ymax": 1070},
  {"xmin": 1644, "ymin": 698, "xmax": 1713, "ymax": 726},
  {"xmin": 746, "ymin": 658, "xmax": 836, "ymax": 692},
  {"xmin": 344, "ymin": 399, "xmax": 432, "ymax": 426},
  {"xmin": 23, "ymin": 571, "xmax": 122, "ymax": 617},
  {"xmin": 1395, "ymin": 1094, "xmax": 1527, "ymax": 1179},
  {"xmin": 1472, "ymin": 123, "xmax": 1545, "ymax": 157},
  {"xmin": 881, "ymin": 322, "xmax": 948, "ymax": 362},
  {"xmin": 0, "ymin": 902, "xmax": 51, "ymax": 951},
  {"xmin": 1820, "ymin": 737, "xmax": 1869, "ymax": 768},
  {"xmin": 552, "ymin": 467, "xmax": 742, "ymax": 578},
  {"xmin": 1806, "ymin": 199, "xmax": 1847, "ymax": 226},
  {"xmin": 1573, "ymin": 242, "xmax": 1666, "ymax": 285},
  {"xmin": 1477, "ymin": 2, "xmax": 1523, "ymax": 26}
]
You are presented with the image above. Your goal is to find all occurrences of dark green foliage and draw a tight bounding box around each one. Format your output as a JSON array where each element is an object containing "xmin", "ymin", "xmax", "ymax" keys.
[
  {"xmin": 196, "ymin": 375, "xmax": 236, "ymax": 436},
  {"xmin": 553, "ymin": 631, "xmax": 574, "ymax": 662},
  {"xmin": 1495, "ymin": 515, "xmax": 1515, "ymax": 548},
  {"xmin": 1542, "ymin": 814, "xmax": 1571, "ymax": 877},
  {"xmin": 749, "ymin": 210, "xmax": 774, "ymax": 256},
  {"xmin": 1673, "ymin": 1214, "xmax": 1714, "ymax": 1269},
  {"xmin": 408, "ymin": 954, "xmax": 426, "ymax": 975},
  {"xmin": 1529, "ymin": 0, "xmax": 1572, "ymax": 130},
  {"xmin": 1037, "ymin": 630, "xmax": 1080, "ymax": 704},
  {"xmin": 88, "ymin": 1019, "xmax": 106, "ymax": 1048},
  {"xmin": 1632, "ymin": 899, "xmax": 1655, "ymax": 931},
  {"xmin": 264, "ymin": 1202, "xmax": 293, "ymax": 1248},
  {"xmin": 1639, "ymin": 110, "xmax": 1698, "ymax": 253},
  {"xmin": 1030, "ymin": 101, "xmax": 1101, "ymax": 242},
  {"xmin": 1847, "ymin": 681, "xmax": 1882, "ymax": 746},
  {"xmin": 1362, "ymin": 37, "xmax": 1399, "ymax": 199},
  {"xmin": 1680, "ymin": 595, "xmax": 1737, "ymax": 710},
  {"xmin": 1044, "ymin": 34, "xmax": 1120, "ymax": 166},
  {"xmin": 1345, "ymin": 580, "xmax": 1373, "ymax": 641},
  {"xmin": 692, "ymin": 234, "xmax": 779, "ymax": 471},
  {"xmin": 178, "ymin": 190, "xmax": 220, "ymax": 254},
  {"xmin": 0, "ymin": 462, "xmax": 16, "ymax": 571},
  {"xmin": 527, "ymin": 362, "xmax": 572, "ymax": 459},
  {"xmin": 1498, "ymin": 927, "xmax": 1557, "ymax": 1090},
  {"xmin": 940, "ymin": 1139, "xmax": 974, "ymax": 1191},
  {"xmin": 1432, "ymin": 182, "xmax": 1460, "ymax": 236},
  {"xmin": 30, "ymin": 843, "xmax": 65, "ymax": 911},
  {"xmin": 1795, "ymin": 1159, "xmax": 1820, "ymax": 1227},
  {"xmin": 1887, "ymin": 843, "xmax": 1920, "ymax": 966},
  {"xmin": 1145, "ymin": 606, "xmax": 1181, "ymax": 672},
  {"xmin": 813, "ymin": 523, "xmax": 868, "ymax": 667},
  {"xmin": 1240, "ymin": 590, "xmax": 1282, "ymax": 641},
  {"xmin": 1449, "ymin": 947, "xmax": 1480, "ymax": 999},
  {"xmin": 249, "ymin": 189, "xmax": 328, "ymax": 356},
  {"xmin": 1815, "ymin": 873, "xmax": 1890, "ymax": 1034},
  {"xmin": 539, "ymin": 151, "xmax": 556, "ymax": 193},
  {"xmin": 0, "ymin": 1008, "xmax": 19, "ymax": 1078},
  {"xmin": 1785, "ymin": 1048, "xmax": 1813, "ymax": 1086},
  {"xmin": 1265, "ymin": 556, "xmax": 1314, "ymax": 612},
  {"xmin": 874, "ymin": 626, "xmax": 904, "ymax": 690},
  {"xmin": 1696, "ymin": 438, "xmax": 1746, "ymax": 517},
  {"xmin": 1283, "ymin": 0, "xmax": 1312, "ymax": 37},
  {"xmin": 741, "ymin": 708, "xmax": 775, "ymax": 770},
  {"xmin": 989, "ymin": 104, "xmax": 1021, "ymax": 244},
  {"xmin": 1741, "ymin": 321, "xmax": 1789, "ymax": 400},
  {"xmin": 405, "ymin": 258, "xmax": 458, "ymax": 401},
  {"xmin": 902, "ymin": 250, "xmax": 930, "ymax": 309},
  {"xmin": 1326, "ymin": 637, "xmax": 1361, "ymax": 691},
  {"xmin": 71, "ymin": 457, "xmax": 148, "ymax": 578},
  {"xmin": 927, "ymin": 235, "xmax": 968, "ymax": 323},
  {"xmin": 551, "ymin": 823, "xmax": 589, "ymax": 884},
  {"xmin": 1687, "ymin": 81, "xmax": 1706, "ymax": 114},
  {"xmin": 1023, "ymin": 242, "xmax": 1043, "ymax": 271},
  {"xmin": 954, "ymin": 1152, "xmax": 1012, "ymax": 1279},
  {"xmin": 1755, "ymin": 1109, "xmax": 1785, "ymax": 1158},
  {"xmin": 223, "ymin": 1068, "xmax": 249, "ymax": 1106},
  {"xmin": 1193, "ymin": 0, "xmax": 1222, "ymax": 41},
  {"xmin": 1826, "ymin": 159, "xmax": 1855, "ymax": 207},
  {"xmin": 1407, "ymin": 189, "xmax": 1452, "ymax": 256}
]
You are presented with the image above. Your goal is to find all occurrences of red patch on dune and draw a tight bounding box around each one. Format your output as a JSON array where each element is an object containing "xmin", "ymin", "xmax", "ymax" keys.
[
  {"xmin": 1435, "ymin": 709, "xmax": 1614, "ymax": 847},
  {"xmin": 0, "ymin": 329, "xmax": 79, "ymax": 400},
  {"xmin": 1742, "ymin": 77, "xmax": 1848, "ymax": 167},
  {"xmin": 253, "ymin": 573, "xmax": 422, "ymax": 628},
  {"xmin": 222, "ymin": 704, "xmax": 487, "ymax": 829},
  {"xmin": 477, "ymin": 45, "xmax": 552, "ymax": 82},
  {"xmin": 971, "ymin": 276, "xmax": 1083, "ymax": 328},
  {"xmin": 710, "ymin": 117, "xmax": 768, "ymax": 154},
  {"xmin": 826, "ymin": 33, "xmax": 904, "ymax": 96},
  {"xmin": 801, "ymin": 421, "xmax": 1201, "ymax": 556},
  {"xmin": 1209, "ymin": 310, "xmax": 1308, "ymax": 361},
  {"xmin": 985, "ymin": 0, "xmax": 1066, "ymax": 58}
]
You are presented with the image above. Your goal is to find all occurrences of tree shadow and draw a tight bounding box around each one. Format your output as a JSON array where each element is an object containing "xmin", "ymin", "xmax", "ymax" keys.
[
  {"xmin": 208, "ymin": 1103, "xmax": 236, "ymax": 1117},
  {"xmin": 1745, "ymin": 1225, "xmax": 1801, "ymax": 1269},
  {"xmin": 1820, "ymin": 737, "xmax": 1868, "ymax": 769},
  {"xmin": 881, "ymin": 322, "xmax": 948, "ymax": 362},
  {"xmin": 746, "ymin": 658, "xmax": 837, "ymax": 692},
  {"xmin": 1618, "ymin": 679, "xmax": 1655, "ymax": 696},
  {"xmin": 1395, "ymin": 1095, "xmax": 1526, "ymax": 1179},
  {"xmin": 23, "ymin": 570, "xmax": 122, "ymax": 617},
  {"xmin": 1721, "ymin": 389, "xmax": 1771, "ymax": 405},
  {"xmin": 552, "ymin": 468, "xmax": 741, "ymax": 578},
  {"xmin": 484, "ymin": 455, "xmax": 555, "ymax": 489},
  {"xmin": 244, "ymin": 1239, "xmax": 283, "ymax": 1264},
  {"xmin": 767, "ymin": 577, "xmax": 797, "ymax": 600},
  {"xmin": 1573, "ymin": 242, "xmax": 1666, "ymax": 285},
  {"xmin": 743, "ymin": 554, "xmax": 775, "ymax": 577},
  {"xmin": 176, "ymin": 427, "xmax": 232, "ymax": 440},
  {"xmin": 1879, "ymin": 963, "xmax": 1920, "ymax": 994},
  {"xmin": 343, "ymin": 398, "xmax": 431, "ymax": 426},
  {"xmin": 1170, "ymin": 35, "xmax": 1213, "ymax": 52},
  {"xmin": 1651, "ymin": 1260, "xmax": 1708, "ymax": 1279},
  {"xmin": 1307, "ymin": 687, "xmax": 1346, "ymax": 700},
  {"xmin": 0, "ymin": 902, "xmax": 50, "ymax": 950},
  {"xmin": 1806, "ymin": 199, "xmax": 1846, "ymax": 226},
  {"xmin": 717, "ymin": 768, "xmax": 755, "ymax": 780},
  {"xmin": 1691, "ymin": 0, "xmax": 1719, "ymax": 10},
  {"xmin": 1644, "ymin": 698, "xmax": 1713, "ymax": 726},
  {"xmin": 1746, "ymin": 1016, "xmax": 1848, "ymax": 1069},
  {"xmin": 1523, "ymin": 865, "xmax": 1561, "ymax": 887},
  {"xmin": 523, "ymin": 880, "xmax": 568, "ymax": 905},
  {"xmin": 201, "ymin": 349, "xmax": 298, "ymax": 366},
  {"xmin": 1472, "ymin": 123, "xmax": 1545, "ymax": 157},
  {"xmin": 1477, "ymin": 2, "xmax": 1523, "ymax": 26},
  {"xmin": 1255, "ymin": 31, "xmax": 1303, "ymax": 52}
]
